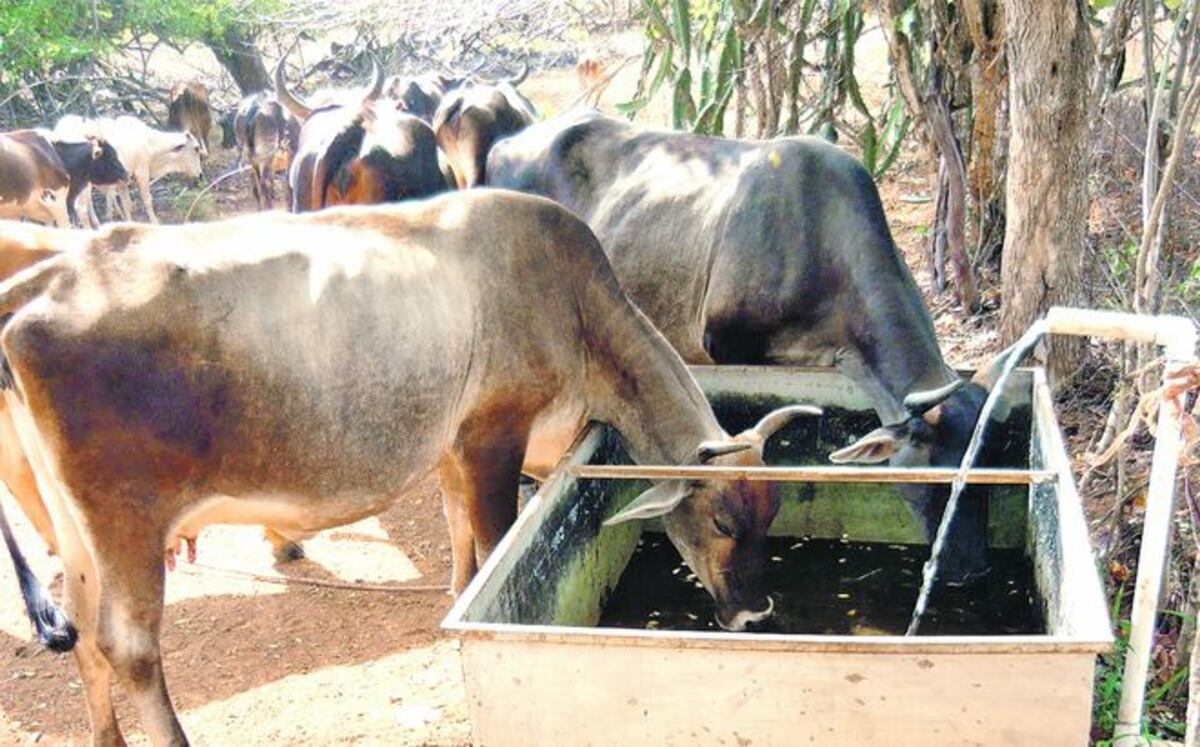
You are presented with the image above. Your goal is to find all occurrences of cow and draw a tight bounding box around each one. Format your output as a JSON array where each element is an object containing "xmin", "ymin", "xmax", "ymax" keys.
[
  {"xmin": 381, "ymin": 72, "xmax": 461, "ymax": 123},
  {"xmin": 432, "ymin": 74, "xmax": 537, "ymax": 189},
  {"xmin": 575, "ymin": 50, "xmax": 612, "ymax": 106},
  {"xmin": 42, "ymin": 134, "xmax": 128, "ymax": 228},
  {"xmin": 0, "ymin": 130, "xmax": 71, "ymax": 228},
  {"xmin": 166, "ymin": 82, "xmax": 212, "ymax": 156},
  {"xmin": 54, "ymin": 115, "xmax": 204, "ymax": 224},
  {"xmin": 231, "ymin": 92, "xmax": 301, "ymax": 210},
  {"xmin": 276, "ymin": 59, "xmax": 447, "ymax": 211},
  {"xmin": 487, "ymin": 110, "xmax": 1007, "ymax": 584},
  {"xmin": 0, "ymin": 189, "xmax": 816, "ymax": 744}
]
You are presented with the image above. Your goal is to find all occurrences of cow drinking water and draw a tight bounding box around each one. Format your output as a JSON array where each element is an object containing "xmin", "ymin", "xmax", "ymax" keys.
[{"xmin": 488, "ymin": 110, "xmax": 1004, "ymax": 583}]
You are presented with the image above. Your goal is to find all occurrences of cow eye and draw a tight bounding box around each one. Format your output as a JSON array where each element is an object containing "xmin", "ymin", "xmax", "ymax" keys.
[
  {"xmin": 713, "ymin": 517, "xmax": 735, "ymax": 538},
  {"xmin": 172, "ymin": 143, "xmax": 186, "ymax": 152}
]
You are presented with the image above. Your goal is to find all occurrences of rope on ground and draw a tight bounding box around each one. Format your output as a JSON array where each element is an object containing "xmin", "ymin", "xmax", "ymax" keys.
[
  {"xmin": 177, "ymin": 560, "xmax": 450, "ymax": 593},
  {"xmin": 184, "ymin": 164, "xmax": 251, "ymax": 222}
]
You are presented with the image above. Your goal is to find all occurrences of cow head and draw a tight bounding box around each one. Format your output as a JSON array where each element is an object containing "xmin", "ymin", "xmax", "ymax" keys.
[
  {"xmin": 156, "ymin": 132, "xmax": 204, "ymax": 183},
  {"xmin": 829, "ymin": 346, "xmax": 1017, "ymax": 584},
  {"xmin": 605, "ymin": 404, "xmax": 821, "ymax": 631},
  {"xmin": 86, "ymin": 137, "xmax": 127, "ymax": 186}
]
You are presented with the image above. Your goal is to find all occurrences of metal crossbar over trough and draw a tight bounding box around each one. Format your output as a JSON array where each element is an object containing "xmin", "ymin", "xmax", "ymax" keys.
[{"xmin": 566, "ymin": 464, "xmax": 1055, "ymax": 485}]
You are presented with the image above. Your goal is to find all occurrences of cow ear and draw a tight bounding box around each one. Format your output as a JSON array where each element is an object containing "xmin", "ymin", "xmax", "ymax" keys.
[
  {"xmin": 603, "ymin": 481, "xmax": 689, "ymax": 526},
  {"xmin": 829, "ymin": 426, "xmax": 904, "ymax": 464}
]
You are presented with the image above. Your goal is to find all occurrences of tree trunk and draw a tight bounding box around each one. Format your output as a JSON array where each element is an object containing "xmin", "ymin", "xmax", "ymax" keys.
[
  {"xmin": 205, "ymin": 25, "xmax": 271, "ymax": 95},
  {"xmin": 961, "ymin": 0, "xmax": 1007, "ymax": 262},
  {"xmin": 1000, "ymin": 0, "xmax": 1091, "ymax": 384}
]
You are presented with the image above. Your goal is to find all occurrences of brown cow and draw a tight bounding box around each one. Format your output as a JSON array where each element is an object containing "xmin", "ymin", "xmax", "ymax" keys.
[
  {"xmin": 167, "ymin": 82, "xmax": 212, "ymax": 156},
  {"xmin": 0, "ymin": 190, "xmax": 815, "ymax": 744},
  {"xmin": 0, "ymin": 130, "xmax": 72, "ymax": 228},
  {"xmin": 575, "ymin": 50, "xmax": 612, "ymax": 106},
  {"xmin": 432, "ymin": 77, "xmax": 537, "ymax": 189},
  {"xmin": 276, "ymin": 58, "xmax": 447, "ymax": 211}
]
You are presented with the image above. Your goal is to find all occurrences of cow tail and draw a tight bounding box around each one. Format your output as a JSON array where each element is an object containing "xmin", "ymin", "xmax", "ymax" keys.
[
  {"xmin": 0, "ymin": 504, "xmax": 76, "ymax": 651},
  {"xmin": 0, "ymin": 253, "xmax": 76, "ymax": 652}
]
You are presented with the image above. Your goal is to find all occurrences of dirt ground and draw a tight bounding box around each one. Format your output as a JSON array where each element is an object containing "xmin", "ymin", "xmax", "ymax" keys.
[{"xmin": 0, "ymin": 26, "xmax": 1002, "ymax": 747}]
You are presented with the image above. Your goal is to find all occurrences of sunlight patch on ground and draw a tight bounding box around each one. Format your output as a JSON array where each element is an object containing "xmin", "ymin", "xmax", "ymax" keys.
[
  {"xmin": 166, "ymin": 516, "xmax": 423, "ymax": 604},
  {"xmin": 300, "ymin": 516, "xmax": 422, "ymax": 584},
  {"xmin": 127, "ymin": 640, "xmax": 469, "ymax": 747}
]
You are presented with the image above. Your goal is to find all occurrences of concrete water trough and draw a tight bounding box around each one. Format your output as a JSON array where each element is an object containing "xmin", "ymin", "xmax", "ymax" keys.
[{"xmin": 443, "ymin": 366, "xmax": 1112, "ymax": 746}]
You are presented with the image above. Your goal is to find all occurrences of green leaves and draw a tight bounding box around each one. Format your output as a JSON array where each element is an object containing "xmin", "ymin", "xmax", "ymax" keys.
[
  {"xmin": 670, "ymin": 0, "xmax": 691, "ymax": 61},
  {"xmin": 622, "ymin": 0, "xmax": 742, "ymax": 134},
  {"xmin": 0, "ymin": 0, "xmax": 280, "ymax": 84}
]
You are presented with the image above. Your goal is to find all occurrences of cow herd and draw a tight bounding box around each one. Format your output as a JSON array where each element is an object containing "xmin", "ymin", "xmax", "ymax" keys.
[{"xmin": 0, "ymin": 57, "xmax": 1014, "ymax": 746}]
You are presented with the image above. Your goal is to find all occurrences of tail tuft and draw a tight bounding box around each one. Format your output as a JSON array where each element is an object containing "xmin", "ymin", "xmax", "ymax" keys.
[
  {"xmin": 14, "ymin": 553, "xmax": 76, "ymax": 653},
  {"xmin": 31, "ymin": 594, "xmax": 77, "ymax": 652}
]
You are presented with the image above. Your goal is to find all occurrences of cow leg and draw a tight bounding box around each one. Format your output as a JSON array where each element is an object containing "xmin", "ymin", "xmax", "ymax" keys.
[
  {"xmin": 263, "ymin": 527, "xmax": 306, "ymax": 562},
  {"xmin": 63, "ymin": 568, "xmax": 125, "ymax": 747},
  {"xmin": 249, "ymin": 164, "xmax": 264, "ymax": 210},
  {"xmin": 66, "ymin": 182, "xmax": 83, "ymax": 228},
  {"xmin": 282, "ymin": 172, "xmax": 294, "ymax": 213},
  {"xmin": 436, "ymin": 471, "xmax": 476, "ymax": 594},
  {"xmin": 134, "ymin": 171, "xmax": 158, "ymax": 224},
  {"xmin": 438, "ymin": 425, "xmax": 527, "ymax": 593},
  {"xmin": 75, "ymin": 185, "xmax": 99, "ymax": 229},
  {"xmin": 262, "ymin": 163, "xmax": 276, "ymax": 210},
  {"xmin": 89, "ymin": 529, "xmax": 187, "ymax": 745},
  {"xmin": 111, "ymin": 185, "xmax": 133, "ymax": 223},
  {"xmin": 79, "ymin": 185, "xmax": 100, "ymax": 228}
]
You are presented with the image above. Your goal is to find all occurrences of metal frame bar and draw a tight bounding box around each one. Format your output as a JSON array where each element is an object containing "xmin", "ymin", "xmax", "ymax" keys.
[{"xmin": 565, "ymin": 464, "xmax": 1055, "ymax": 484}]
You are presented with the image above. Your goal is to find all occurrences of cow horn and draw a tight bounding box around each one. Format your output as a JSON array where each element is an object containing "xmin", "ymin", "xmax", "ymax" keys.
[
  {"xmin": 274, "ymin": 58, "xmax": 312, "ymax": 121},
  {"xmin": 697, "ymin": 441, "xmax": 753, "ymax": 463},
  {"xmin": 752, "ymin": 404, "xmax": 823, "ymax": 440},
  {"xmin": 506, "ymin": 60, "xmax": 530, "ymax": 86},
  {"xmin": 364, "ymin": 56, "xmax": 384, "ymax": 102},
  {"xmin": 902, "ymin": 379, "xmax": 964, "ymax": 416}
]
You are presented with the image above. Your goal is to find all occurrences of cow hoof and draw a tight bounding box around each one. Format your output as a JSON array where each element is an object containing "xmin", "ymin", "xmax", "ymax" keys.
[{"xmin": 273, "ymin": 541, "xmax": 305, "ymax": 563}]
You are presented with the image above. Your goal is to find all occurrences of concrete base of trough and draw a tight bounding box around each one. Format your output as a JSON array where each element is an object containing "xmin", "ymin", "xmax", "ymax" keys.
[{"xmin": 458, "ymin": 641, "xmax": 1097, "ymax": 746}]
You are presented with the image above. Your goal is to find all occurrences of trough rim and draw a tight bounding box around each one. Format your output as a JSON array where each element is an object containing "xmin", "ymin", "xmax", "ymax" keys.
[{"xmin": 442, "ymin": 364, "xmax": 1114, "ymax": 656}]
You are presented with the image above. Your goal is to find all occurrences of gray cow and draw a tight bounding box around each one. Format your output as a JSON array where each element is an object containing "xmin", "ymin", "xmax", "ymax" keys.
[{"xmin": 488, "ymin": 110, "xmax": 1005, "ymax": 583}]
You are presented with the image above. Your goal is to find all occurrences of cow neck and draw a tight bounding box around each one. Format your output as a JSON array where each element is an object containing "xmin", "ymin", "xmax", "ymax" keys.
[
  {"xmin": 844, "ymin": 246, "xmax": 958, "ymax": 419},
  {"xmin": 586, "ymin": 303, "xmax": 725, "ymax": 468}
]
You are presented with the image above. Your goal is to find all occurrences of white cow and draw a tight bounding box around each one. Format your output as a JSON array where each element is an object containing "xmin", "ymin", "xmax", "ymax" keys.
[{"xmin": 54, "ymin": 115, "xmax": 203, "ymax": 224}]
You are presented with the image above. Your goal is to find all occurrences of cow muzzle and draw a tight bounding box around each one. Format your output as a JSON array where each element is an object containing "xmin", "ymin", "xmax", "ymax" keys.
[{"xmin": 715, "ymin": 595, "xmax": 774, "ymax": 632}]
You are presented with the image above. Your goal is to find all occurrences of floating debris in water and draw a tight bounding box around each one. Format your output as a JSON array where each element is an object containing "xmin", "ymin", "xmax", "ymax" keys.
[
  {"xmin": 789, "ymin": 542, "xmax": 805, "ymax": 550},
  {"xmin": 771, "ymin": 556, "xmax": 783, "ymax": 563},
  {"xmin": 645, "ymin": 620, "xmax": 659, "ymax": 629},
  {"xmin": 599, "ymin": 534, "xmax": 1043, "ymax": 636},
  {"xmin": 848, "ymin": 568, "xmax": 882, "ymax": 584}
]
